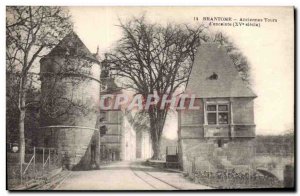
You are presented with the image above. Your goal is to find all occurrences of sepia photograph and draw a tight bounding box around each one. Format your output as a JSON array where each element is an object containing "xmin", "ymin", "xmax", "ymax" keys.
[{"xmin": 5, "ymin": 6, "xmax": 295, "ymax": 191}]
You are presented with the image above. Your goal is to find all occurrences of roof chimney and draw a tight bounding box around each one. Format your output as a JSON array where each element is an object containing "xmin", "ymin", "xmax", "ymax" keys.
[{"xmin": 96, "ymin": 45, "xmax": 99, "ymax": 55}]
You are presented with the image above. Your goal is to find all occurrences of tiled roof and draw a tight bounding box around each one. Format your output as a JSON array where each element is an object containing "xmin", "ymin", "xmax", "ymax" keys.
[
  {"xmin": 42, "ymin": 31, "xmax": 99, "ymax": 63},
  {"xmin": 186, "ymin": 42, "xmax": 256, "ymax": 98}
]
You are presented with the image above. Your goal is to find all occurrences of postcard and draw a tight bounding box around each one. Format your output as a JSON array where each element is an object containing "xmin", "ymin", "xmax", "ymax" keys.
[{"xmin": 6, "ymin": 6, "xmax": 294, "ymax": 190}]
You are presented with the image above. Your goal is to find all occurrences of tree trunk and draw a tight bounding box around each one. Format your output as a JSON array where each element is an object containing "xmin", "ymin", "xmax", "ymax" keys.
[
  {"xmin": 19, "ymin": 78, "xmax": 26, "ymax": 164},
  {"xmin": 19, "ymin": 107, "xmax": 26, "ymax": 164},
  {"xmin": 151, "ymin": 136, "xmax": 161, "ymax": 160},
  {"xmin": 149, "ymin": 109, "xmax": 166, "ymax": 160}
]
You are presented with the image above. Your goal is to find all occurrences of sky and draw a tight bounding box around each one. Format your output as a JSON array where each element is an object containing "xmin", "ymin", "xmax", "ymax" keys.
[{"xmin": 69, "ymin": 6, "xmax": 294, "ymax": 139}]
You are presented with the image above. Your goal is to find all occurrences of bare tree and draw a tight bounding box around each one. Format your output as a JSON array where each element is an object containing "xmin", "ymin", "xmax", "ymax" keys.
[
  {"xmin": 6, "ymin": 6, "xmax": 72, "ymax": 163},
  {"xmin": 126, "ymin": 111, "xmax": 150, "ymax": 132},
  {"xmin": 107, "ymin": 16, "xmax": 208, "ymax": 159}
]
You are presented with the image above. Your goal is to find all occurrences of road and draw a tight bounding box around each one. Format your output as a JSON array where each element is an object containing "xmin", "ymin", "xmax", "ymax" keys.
[{"xmin": 55, "ymin": 161, "xmax": 210, "ymax": 190}]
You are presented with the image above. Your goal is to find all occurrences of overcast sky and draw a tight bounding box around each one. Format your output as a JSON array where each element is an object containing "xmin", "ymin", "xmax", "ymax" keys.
[{"xmin": 69, "ymin": 6, "xmax": 294, "ymax": 138}]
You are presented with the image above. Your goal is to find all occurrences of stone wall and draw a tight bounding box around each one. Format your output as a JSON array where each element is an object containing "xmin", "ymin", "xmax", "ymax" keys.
[
  {"xmin": 40, "ymin": 57, "xmax": 100, "ymax": 127},
  {"xmin": 232, "ymin": 98, "xmax": 255, "ymax": 125},
  {"xmin": 179, "ymin": 137, "xmax": 255, "ymax": 172},
  {"xmin": 178, "ymin": 97, "xmax": 256, "ymax": 171},
  {"xmin": 40, "ymin": 55, "xmax": 101, "ymax": 170},
  {"xmin": 40, "ymin": 127, "xmax": 100, "ymax": 170}
]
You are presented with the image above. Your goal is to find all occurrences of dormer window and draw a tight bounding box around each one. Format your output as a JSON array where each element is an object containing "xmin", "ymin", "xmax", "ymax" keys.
[
  {"xmin": 100, "ymin": 84, "xmax": 108, "ymax": 92},
  {"xmin": 207, "ymin": 72, "xmax": 218, "ymax": 80}
]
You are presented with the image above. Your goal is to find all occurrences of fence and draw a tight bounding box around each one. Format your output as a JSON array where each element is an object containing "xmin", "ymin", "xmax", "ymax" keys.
[
  {"xmin": 7, "ymin": 147, "xmax": 61, "ymax": 188},
  {"xmin": 20, "ymin": 147, "xmax": 61, "ymax": 184}
]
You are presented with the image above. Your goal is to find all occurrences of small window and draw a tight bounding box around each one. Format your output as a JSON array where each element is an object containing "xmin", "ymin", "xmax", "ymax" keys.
[
  {"xmin": 100, "ymin": 112, "xmax": 108, "ymax": 122},
  {"xmin": 217, "ymin": 140, "xmax": 223, "ymax": 147},
  {"xmin": 218, "ymin": 105, "xmax": 228, "ymax": 111},
  {"xmin": 206, "ymin": 103, "xmax": 230, "ymax": 125},
  {"xmin": 207, "ymin": 113, "xmax": 217, "ymax": 124},
  {"xmin": 207, "ymin": 105, "xmax": 217, "ymax": 111},
  {"xmin": 207, "ymin": 72, "xmax": 218, "ymax": 80},
  {"xmin": 218, "ymin": 113, "xmax": 228, "ymax": 124},
  {"xmin": 100, "ymin": 125, "xmax": 108, "ymax": 135}
]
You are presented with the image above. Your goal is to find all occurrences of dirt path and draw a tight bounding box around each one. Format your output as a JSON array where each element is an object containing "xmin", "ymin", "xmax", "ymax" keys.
[{"xmin": 55, "ymin": 161, "xmax": 210, "ymax": 190}]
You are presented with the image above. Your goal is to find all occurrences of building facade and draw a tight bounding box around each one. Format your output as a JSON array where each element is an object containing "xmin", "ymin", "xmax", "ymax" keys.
[
  {"xmin": 98, "ymin": 51, "xmax": 151, "ymax": 162},
  {"xmin": 136, "ymin": 130, "xmax": 153, "ymax": 160},
  {"xmin": 178, "ymin": 43, "xmax": 256, "ymax": 172},
  {"xmin": 98, "ymin": 55, "xmax": 138, "ymax": 161}
]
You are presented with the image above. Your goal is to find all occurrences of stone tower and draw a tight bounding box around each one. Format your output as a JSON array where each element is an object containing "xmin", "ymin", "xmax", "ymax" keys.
[{"xmin": 39, "ymin": 31, "xmax": 101, "ymax": 170}]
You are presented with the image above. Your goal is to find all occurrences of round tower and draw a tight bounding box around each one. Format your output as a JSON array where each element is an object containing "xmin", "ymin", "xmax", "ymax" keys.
[{"xmin": 39, "ymin": 32, "xmax": 101, "ymax": 170}]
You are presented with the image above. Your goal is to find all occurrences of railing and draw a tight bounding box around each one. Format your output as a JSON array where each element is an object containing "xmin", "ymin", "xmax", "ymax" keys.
[{"xmin": 20, "ymin": 147, "xmax": 60, "ymax": 184}]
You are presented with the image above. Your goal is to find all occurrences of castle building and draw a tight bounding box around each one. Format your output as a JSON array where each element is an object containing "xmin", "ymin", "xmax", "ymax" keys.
[
  {"xmin": 98, "ymin": 58, "xmax": 136, "ymax": 161},
  {"xmin": 39, "ymin": 32, "xmax": 101, "ymax": 170},
  {"xmin": 99, "ymin": 55, "xmax": 152, "ymax": 161},
  {"xmin": 178, "ymin": 42, "xmax": 257, "ymax": 171},
  {"xmin": 39, "ymin": 31, "xmax": 153, "ymax": 170}
]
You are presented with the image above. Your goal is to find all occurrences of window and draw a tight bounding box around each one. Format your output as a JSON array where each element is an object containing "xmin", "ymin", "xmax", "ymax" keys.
[
  {"xmin": 217, "ymin": 140, "xmax": 222, "ymax": 147},
  {"xmin": 206, "ymin": 103, "xmax": 229, "ymax": 125},
  {"xmin": 207, "ymin": 72, "xmax": 218, "ymax": 80},
  {"xmin": 207, "ymin": 113, "xmax": 217, "ymax": 124},
  {"xmin": 99, "ymin": 111, "xmax": 108, "ymax": 122}
]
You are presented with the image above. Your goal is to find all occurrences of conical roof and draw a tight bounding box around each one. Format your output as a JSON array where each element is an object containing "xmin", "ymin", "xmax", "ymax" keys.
[
  {"xmin": 186, "ymin": 42, "xmax": 256, "ymax": 98},
  {"xmin": 42, "ymin": 31, "xmax": 99, "ymax": 63}
]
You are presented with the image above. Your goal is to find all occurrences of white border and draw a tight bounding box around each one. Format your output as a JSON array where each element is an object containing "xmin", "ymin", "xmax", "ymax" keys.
[{"xmin": 1, "ymin": 1, "xmax": 298, "ymax": 195}]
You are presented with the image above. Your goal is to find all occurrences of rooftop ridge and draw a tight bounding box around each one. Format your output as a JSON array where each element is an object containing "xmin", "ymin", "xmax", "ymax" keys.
[
  {"xmin": 186, "ymin": 42, "xmax": 256, "ymax": 98},
  {"xmin": 41, "ymin": 31, "xmax": 99, "ymax": 63}
]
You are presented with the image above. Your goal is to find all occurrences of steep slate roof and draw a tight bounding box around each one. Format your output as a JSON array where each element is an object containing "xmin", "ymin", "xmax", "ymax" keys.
[
  {"xmin": 42, "ymin": 31, "xmax": 99, "ymax": 63},
  {"xmin": 186, "ymin": 42, "xmax": 256, "ymax": 98}
]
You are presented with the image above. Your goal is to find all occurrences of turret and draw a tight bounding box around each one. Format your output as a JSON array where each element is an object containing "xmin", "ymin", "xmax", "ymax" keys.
[{"xmin": 39, "ymin": 31, "xmax": 101, "ymax": 170}]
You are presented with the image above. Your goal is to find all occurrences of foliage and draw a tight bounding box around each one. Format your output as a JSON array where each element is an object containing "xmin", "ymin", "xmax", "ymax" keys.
[
  {"xmin": 6, "ymin": 6, "xmax": 73, "ymax": 163},
  {"xmin": 107, "ymin": 15, "xmax": 208, "ymax": 159},
  {"xmin": 214, "ymin": 32, "xmax": 251, "ymax": 83},
  {"xmin": 194, "ymin": 169, "xmax": 282, "ymax": 189},
  {"xmin": 255, "ymin": 133, "xmax": 294, "ymax": 155}
]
